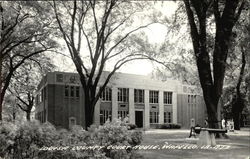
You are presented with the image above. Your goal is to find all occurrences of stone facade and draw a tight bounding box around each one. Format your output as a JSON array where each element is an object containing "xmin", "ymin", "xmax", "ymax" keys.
[{"xmin": 35, "ymin": 71, "xmax": 207, "ymax": 129}]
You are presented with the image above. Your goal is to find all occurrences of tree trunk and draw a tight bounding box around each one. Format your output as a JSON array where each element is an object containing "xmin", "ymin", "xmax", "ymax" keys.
[
  {"xmin": 0, "ymin": 2, "xmax": 3, "ymax": 121},
  {"xmin": 26, "ymin": 111, "xmax": 31, "ymax": 121},
  {"xmin": 0, "ymin": 95, "xmax": 2, "ymax": 121},
  {"xmin": 204, "ymin": 97, "xmax": 220, "ymax": 129},
  {"xmin": 84, "ymin": 87, "xmax": 96, "ymax": 130},
  {"xmin": 233, "ymin": 112, "xmax": 240, "ymax": 130},
  {"xmin": 84, "ymin": 99, "xmax": 94, "ymax": 130},
  {"xmin": 0, "ymin": 57, "xmax": 2, "ymax": 121},
  {"xmin": 183, "ymin": 0, "xmax": 244, "ymax": 129}
]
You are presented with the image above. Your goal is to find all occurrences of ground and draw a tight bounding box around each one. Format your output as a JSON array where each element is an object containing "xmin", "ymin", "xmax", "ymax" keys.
[{"xmin": 136, "ymin": 128, "xmax": 250, "ymax": 159}]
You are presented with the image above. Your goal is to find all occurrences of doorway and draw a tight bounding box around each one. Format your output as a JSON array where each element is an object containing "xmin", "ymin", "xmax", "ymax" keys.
[{"xmin": 135, "ymin": 111, "xmax": 143, "ymax": 128}]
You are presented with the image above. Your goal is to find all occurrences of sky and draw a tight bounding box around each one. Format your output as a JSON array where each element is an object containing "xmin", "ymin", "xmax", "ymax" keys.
[{"xmin": 53, "ymin": 1, "xmax": 178, "ymax": 76}]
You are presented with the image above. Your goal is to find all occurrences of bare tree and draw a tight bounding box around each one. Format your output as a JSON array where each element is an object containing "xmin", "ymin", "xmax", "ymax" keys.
[{"xmin": 52, "ymin": 0, "xmax": 153, "ymax": 129}]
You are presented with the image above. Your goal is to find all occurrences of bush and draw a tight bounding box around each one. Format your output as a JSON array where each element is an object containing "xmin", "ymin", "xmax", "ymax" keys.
[
  {"xmin": 0, "ymin": 119, "xmax": 143, "ymax": 159},
  {"xmin": 0, "ymin": 121, "xmax": 18, "ymax": 158},
  {"xmin": 92, "ymin": 119, "xmax": 143, "ymax": 158},
  {"xmin": 0, "ymin": 121, "xmax": 58, "ymax": 159},
  {"xmin": 153, "ymin": 123, "xmax": 181, "ymax": 129},
  {"xmin": 126, "ymin": 123, "xmax": 137, "ymax": 130}
]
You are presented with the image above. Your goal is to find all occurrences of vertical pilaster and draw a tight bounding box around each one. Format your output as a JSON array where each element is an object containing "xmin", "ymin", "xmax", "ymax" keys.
[
  {"xmin": 129, "ymin": 88, "xmax": 135, "ymax": 124},
  {"xmin": 159, "ymin": 90, "xmax": 164, "ymax": 124},
  {"xmin": 172, "ymin": 92, "xmax": 177, "ymax": 123},
  {"xmin": 112, "ymin": 87, "xmax": 118, "ymax": 120},
  {"xmin": 144, "ymin": 90, "xmax": 150, "ymax": 129}
]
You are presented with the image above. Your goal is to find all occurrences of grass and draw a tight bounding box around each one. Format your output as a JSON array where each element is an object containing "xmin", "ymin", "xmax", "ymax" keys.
[{"xmin": 136, "ymin": 129, "xmax": 250, "ymax": 159}]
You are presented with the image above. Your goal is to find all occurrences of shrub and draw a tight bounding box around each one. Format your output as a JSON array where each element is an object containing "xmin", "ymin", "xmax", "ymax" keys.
[
  {"xmin": 152, "ymin": 123, "xmax": 182, "ymax": 129},
  {"xmin": 160, "ymin": 123, "xmax": 181, "ymax": 129},
  {"xmin": 0, "ymin": 119, "xmax": 143, "ymax": 159},
  {"xmin": 0, "ymin": 121, "xmax": 18, "ymax": 158},
  {"xmin": 12, "ymin": 121, "xmax": 58, "ymax": 159},
  {"xmin": 126, "ymin": 123, "xmax": 137, "ymax": 130},
  {"xmin": 93, "ymin": 119, "xmax": 143, "ymax": 159}
]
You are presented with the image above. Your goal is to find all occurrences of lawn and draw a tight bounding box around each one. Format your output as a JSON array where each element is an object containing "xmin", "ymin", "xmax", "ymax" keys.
[{"xmin": 136, "ymin": 129, "xmax": 250, "ymax": 159}]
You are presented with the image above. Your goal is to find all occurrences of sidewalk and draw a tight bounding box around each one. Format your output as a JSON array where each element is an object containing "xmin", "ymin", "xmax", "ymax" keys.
[
  {"xmin": 144, "ymin": 129, "xmax": 190, "ymax": 134},
  {"xmin": 226, "ymin": 127, "xmax": 250, "ymax": 136},
  {"xmin": 144, "ymin": 128, "xmax": 250, "ymax": 137}
]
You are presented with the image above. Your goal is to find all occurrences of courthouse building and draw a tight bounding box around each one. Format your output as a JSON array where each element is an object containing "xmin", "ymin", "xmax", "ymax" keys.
[{"xmin": 35, "ymin": 71, "xmax": 207, "ymax": 129}]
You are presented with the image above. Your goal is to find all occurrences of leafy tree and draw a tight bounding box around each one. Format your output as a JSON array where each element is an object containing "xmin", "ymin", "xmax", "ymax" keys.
[
  {"xmin": 0, "ymin": 1, "xmax": 57, "ymax": 120},
  {"xmin": 2, "ymin": 93, "xmax": 24, "ymax": 121},
  {"xmin": 183, "ymin": 0, "xmax": 246, "ymax": 128},
  {"xmin": 52, "ymin": 0, "xmax": 153, "ymax": 129},
  {"xmin": 222, "ymin": 7, "xmax": 250, "ymax": 129},
  {"xmin": 8, "ymin": 55, "xmax": 55, "ymax": 121}
]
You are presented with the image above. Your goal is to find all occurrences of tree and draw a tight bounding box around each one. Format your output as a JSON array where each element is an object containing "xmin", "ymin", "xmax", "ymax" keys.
[
  {"xmin": 0, "ymin": 1, "xmax": 57, "ymax": 120},
  {"xmin": 52, "ymin": 0, "xmax": 154, "ymax": 129},
  {"xmin": 183, "ymin": 0, "xmax": 245, "ymax": 128},
  {"xmin": 2, "ymin": 93, "xmax": 24, "ymax": 121},
  {"xmin": 227, "ymin": 9, "xmax": 250, "ymax": 129},
  {"xmin": 8, "ymin": 55, "xmax": 55, "ymax": 121}
]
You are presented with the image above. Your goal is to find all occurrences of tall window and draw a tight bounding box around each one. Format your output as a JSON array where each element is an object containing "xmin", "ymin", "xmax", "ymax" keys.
[
  {"xmin": 188, "ymin": 95, "xmax": 196, "ymax": 104},
  {"xmin": 70, "ymin": 86, "xmax": 74, "ymax": 97},
  {"xmin": 118, "ymin": 110, "xmax": 128, "ymax": 120},
  {"xmin": 118, "ymin": 88, "xmax": 129, "ymax": 102},
  {"xmin": 134, "ymin": 89, "xmax": 144, "ymax": 103},
  {"xmin": 65, "ymin": 85, "xmax": 80, "ymax": 98},
  {"xmin": 164, "ymin": 92, "xmax": 172, "ymax": 104},
  {"xmin": 76, "ymin": 86, "xmax": 80, "ymax": 97},
  {"xmin": 164, "ymin": 112, "xmax": 172, "ymax": 123},
  {"xmin": 100, "ymin": 110, "xmax": 112, "ymax": 125},
  {"xmin": 101, "ymin": 87, "xmax": 112, "ymax": 101},
  {"xmin": 149, "ymin": 90, "xmax": 159, "ymax": 103},
  {"xmin": 65, "ymin": 86, "xmax": 69, "ymax": 97},
  {"xmin": 150, "ymin": 111, "xmax": 159, "ymax": 123}
]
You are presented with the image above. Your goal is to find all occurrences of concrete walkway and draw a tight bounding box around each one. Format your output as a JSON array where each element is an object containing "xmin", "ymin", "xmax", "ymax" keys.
[{"xmin": 144, "ymin": 128, "xmax": 250, "ymax": 137}]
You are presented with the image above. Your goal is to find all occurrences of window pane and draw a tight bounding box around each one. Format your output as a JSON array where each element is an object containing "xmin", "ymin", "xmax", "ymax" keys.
[
  {"xmin": 76, "ymin": 86, "xmax": 80, "ymax": 97},
  {"xmin": 118, "ymin": 88, "xmax": 128, "ymax": 102},
  {"xmin": 70, "ymin": 86, "xmax": 74, "ymax": 97},
  {"xmin": 65, "ymin": 86, "xmax": 69, "ymax": 97},
  {"xmin": 164, "ymin": 92, "xmax": 172, "ymax": 104},
  {"xmin": 149, "ymin": 91, "xmax": 158, "ymax": 103}
]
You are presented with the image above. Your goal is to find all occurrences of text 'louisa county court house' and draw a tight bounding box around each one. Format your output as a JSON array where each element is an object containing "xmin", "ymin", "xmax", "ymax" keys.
[{"xmin": 35, "ymin": 72, "xmax": 207, "ymax": 129}]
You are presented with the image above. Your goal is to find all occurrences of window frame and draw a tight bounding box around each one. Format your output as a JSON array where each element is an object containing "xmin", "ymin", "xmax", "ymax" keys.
[
  {"xmin": 164, "ymin": 112, "xmax": 172, "ymax": 123},
  {"xmin": 75, "ymin": 86, "xmax": 80, "ymax": 98},
  {"xmin": 117, "ymin": 88, "xmax": 129, "ymax": 102},
  {"xmin": 164, "ymin": 91, "xmax": 172, "ymax": 105},
  {"xmin": 150, "ymin": 111, "xmax": 159, "ymax": 124},
  {"xmin": 149, "ymin": 90, "xmax": 159, "ymax": 104},
  {"xmin": 100, "ymin": 109, "xmax": 112, "ymax": 125},
  {"xmin": 134, "ymin": 89, "xmax": 145, "ymax": 103},
  {"xmin": 101, "ymin": 87, "xmax": 112, "ymax": 101}
]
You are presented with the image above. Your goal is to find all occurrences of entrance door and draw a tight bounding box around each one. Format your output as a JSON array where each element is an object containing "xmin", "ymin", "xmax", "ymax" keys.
[{"xmin": 135, "ymin": 111, "xmax": 143, "ymax": 128}]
